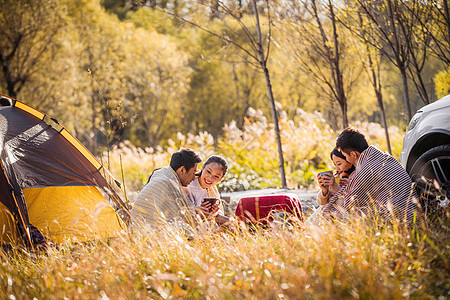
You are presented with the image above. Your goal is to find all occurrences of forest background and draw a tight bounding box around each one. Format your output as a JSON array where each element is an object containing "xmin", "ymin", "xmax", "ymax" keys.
[{"xmin": 1, "ymin": 0, "xmax": 449, "ymax": 197}]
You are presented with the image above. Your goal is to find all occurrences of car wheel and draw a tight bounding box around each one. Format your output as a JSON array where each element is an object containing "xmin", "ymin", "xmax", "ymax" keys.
[{"xmin": 410, "ymin": 144, "xmax": 450, "ymax": 218}]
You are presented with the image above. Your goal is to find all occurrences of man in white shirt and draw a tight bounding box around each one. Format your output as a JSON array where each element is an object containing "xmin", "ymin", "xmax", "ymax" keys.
[{"xmin": 131, "ymin": 148, "xmax": 215, "ymax": 228}]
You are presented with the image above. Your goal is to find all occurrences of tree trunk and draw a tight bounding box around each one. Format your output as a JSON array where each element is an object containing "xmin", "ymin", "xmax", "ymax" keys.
[
  {"xmin": 91, "ymin": 91, "xmax": 98, "ymax": 156},
  {"xmin": 7, "ymin": 82, "xmax": 16, "ymax": 99},
  {"xmin": 412, "ymin": 69, "xmax": 430, "ymax": 105},
  {"xmin": 263, "ymin": 64, "xmax": 287, "ymax": 189},
  {"xmin": 358, "ymin": 10, "xmax": 392, "ymax": 153},
  {"xmin": 376, "ymin": 91, "xmax": 392, "ymax": 154},
  {"xmin": 409, "ymin": 48, "xmax": 430, "ymax": 105},
  {"xmin": 252, "ymin": 0, "xmax": 287, "ymax": 189},
  {"xmin": 444, "ymin": 0, "xmax": 450, "ymax": 49},
  {"xmin": 368, "ymin": 48, "xmax": 391, "ymax": 153},
  {"xmin": 329, "ymin": 0, "xmax": 348, "ymax": 129},
  {"xmin": 400, "ymin": 68, "xmax": 413, "ymax": 121},
  {"xmin": 386, "ymin": 0, "xmax": 412, "ymax": 121},
  {"xmin": 1, "ymin": 63, "xmax": 17, "ymax": 98},
  {"xmin": 339, "ymin": 101, "xmax": 349, "ymax": 129}
]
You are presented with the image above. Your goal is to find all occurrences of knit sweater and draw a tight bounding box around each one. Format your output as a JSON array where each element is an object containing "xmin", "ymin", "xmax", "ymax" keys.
[{"xmin": 131, "ymin": 166, "xmax": 196, "ymax": 228}]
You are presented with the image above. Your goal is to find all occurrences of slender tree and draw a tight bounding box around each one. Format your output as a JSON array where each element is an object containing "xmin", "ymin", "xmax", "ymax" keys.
[
  {"xmin": 402, "ymin": 0, "xmax": 434, "ymax": 105},
  {"xmin": 356, "ymin": 0, "xmax": 417, "ymax": 121},
  {"xmin": 280, "ymin": 0, "xmax": 361, "ymax": 129},
  {"xmin": 133, "ymin": 0, "xmax": 288, "ymax": 188},
  {"xmin": 358, "ymin": 12, "xmax": 392, "ymax": 153},
  {"xmin": 406, "ymin": 0, "xmax": 450, "ymax": 102},
  {"xmin": 337, "ymin": 4, "xmax": 393, "ymax": 152},
  {"xmin": 414, "ymin": 0, "xmax": 450, "ymax": 66}
]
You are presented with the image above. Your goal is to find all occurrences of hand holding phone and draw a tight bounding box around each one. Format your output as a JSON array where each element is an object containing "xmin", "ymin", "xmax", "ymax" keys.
[{"xmin": 202, "ymin": 197, "xmax": 218, "ymax": 212}]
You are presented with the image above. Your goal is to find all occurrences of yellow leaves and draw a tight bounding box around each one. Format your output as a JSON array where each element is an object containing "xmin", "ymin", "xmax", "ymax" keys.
[
  {"xmin": 172, "ymin": 283, "xmax": 188, "ymax": 296},
  {"xmin": 230, "ymin": 279, "xmax": 252, "ymax": 291},
  {"xmin": 434, "ymin": 67, "xmax": 450, "ymax": 98},
  {"xmin": 324, "ymin": 40, "xmax": 335, "ymax": 50}
]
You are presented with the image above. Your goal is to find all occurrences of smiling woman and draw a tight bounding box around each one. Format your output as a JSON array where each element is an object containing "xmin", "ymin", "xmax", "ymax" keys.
[
  {"xmin": 185, "ymin": 155, "xmax": 228, "ymax": 207},
  {"xmin": 183, "ymin": 155, "xmax": 232, "ymax": 227}
]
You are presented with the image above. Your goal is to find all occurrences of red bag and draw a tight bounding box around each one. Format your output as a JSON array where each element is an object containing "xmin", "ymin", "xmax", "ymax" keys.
[{"xmin": 235, "ymin": 193, "xmax": 303, "ymax": 223}]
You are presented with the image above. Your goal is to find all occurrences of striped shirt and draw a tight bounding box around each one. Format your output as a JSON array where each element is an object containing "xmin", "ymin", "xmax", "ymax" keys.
[{"xmin": 320, "ymin": 145, "xmax": 420, "ymax": 223}]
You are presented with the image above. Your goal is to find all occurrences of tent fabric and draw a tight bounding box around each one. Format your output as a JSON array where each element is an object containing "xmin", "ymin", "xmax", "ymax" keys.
[
  {"xmin": 0, "ymin": 95, "xmax": 130, "ymax": 246},
  {"xmin": 0, "ymin": 161, "xmax": 21, "ymax": 220},
  {"xmin": 1, "ymin": 106, "xmax": 109, "ymax": 190},
  {"xmin": 24, "ymin": 186, "xmax": 125, "ymax": 243},
  {"xmin": 0, "ymin": 155, "xmax": 31, "ymax": 245}
]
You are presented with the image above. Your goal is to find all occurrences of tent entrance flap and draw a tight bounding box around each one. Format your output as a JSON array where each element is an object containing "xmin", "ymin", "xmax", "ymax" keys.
[{"xmin": 24, "ymin": 186, "xmax": 125, "ymax": 243}]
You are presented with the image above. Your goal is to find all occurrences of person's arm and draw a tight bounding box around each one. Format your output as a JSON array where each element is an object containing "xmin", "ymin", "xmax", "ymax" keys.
[
  {"xmin": 194, "ymin": 202, "xmax": 217, "ymax": 221},
  {"xmin": 317, "ymin": 189, "xmax": 331, "ymax": 206},
  {"xmin": 337, "ymin": 176, "xmax": 350, "ymax": 187},
  {"xmin": 330, "ymin": 180, "xmax": 341, "ymax": 193},
  {"xmin": 322, "ymin": 167, "xmax": 373, "ymax": 218},
  {"xmin": 317, "ymin": 172, "xmax": 340, "ymax": 197},
  {"xmin": 214, "ymin": 214, "xmax": 231, "ymax": 227},
  {"xmin": 337, "ymin": 170, "xmax": 354, "ymax": 187},
  {"xmin": 200, "ymin": 198, "xmax": 231, "ymax": 228}
]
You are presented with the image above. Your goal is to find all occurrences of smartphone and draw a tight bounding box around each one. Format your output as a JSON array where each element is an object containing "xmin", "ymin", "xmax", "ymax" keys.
[{"xmin": 203, "ymin": 197, "xmax": 218, "ymax": 211}]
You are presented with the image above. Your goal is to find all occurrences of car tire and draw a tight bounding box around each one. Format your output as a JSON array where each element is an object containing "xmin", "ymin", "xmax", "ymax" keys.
[{"xmin": 410, "ymin": 144, "xmax": 450, "ymax": 217}]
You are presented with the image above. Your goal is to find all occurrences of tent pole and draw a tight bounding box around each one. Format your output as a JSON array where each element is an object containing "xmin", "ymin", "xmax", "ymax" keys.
[{"xmin": 0, "ymin": 160, "xmax": 34, "ymax": 251}]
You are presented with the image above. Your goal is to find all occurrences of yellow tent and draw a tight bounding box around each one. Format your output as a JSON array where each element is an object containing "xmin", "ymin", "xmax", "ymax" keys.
[{"xmin": 0, "ymin": 95, "xmax": 130, "ymax": 247}]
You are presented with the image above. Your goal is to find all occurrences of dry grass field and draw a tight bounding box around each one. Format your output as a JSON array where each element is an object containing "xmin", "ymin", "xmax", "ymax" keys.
[{"xmin": 1, "ymin": 213, "xmax": 448, "ymax": 299}]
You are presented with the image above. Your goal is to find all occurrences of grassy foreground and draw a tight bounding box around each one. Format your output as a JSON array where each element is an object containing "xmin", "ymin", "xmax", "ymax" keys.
[{"xmin": 0, "ymin": 215, "xmax": 448, "ymax": 299}]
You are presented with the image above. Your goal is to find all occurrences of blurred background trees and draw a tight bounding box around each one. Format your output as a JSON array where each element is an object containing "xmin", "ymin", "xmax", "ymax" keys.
[
  {"xmin": 0, "ymin": 0, "xmax": 66, "ymax": 98},
  {"xmin": 0, "ymin": 0, "xmax": 448, "ymax": 188}
]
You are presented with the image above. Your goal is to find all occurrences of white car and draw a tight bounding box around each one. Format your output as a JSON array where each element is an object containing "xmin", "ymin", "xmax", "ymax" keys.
[{"xmin": 400, "ymin": 94, "xmax": 450, "ymax": 210}]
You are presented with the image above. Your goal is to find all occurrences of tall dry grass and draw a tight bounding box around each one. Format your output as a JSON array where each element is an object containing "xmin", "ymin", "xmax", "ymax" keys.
[{"xmin": 1, "ymin": 215, "xmax": 448, "ymax": 299}]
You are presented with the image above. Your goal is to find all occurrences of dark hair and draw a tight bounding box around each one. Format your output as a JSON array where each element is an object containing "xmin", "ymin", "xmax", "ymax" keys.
[
  {"xmin": 170, "ymin": 148, "xmax": 202, "ymax": 172},
  {"xmin": 0, "ymin": 97, "xmax": 11, "ymax": 106},
  {"xmin": 336, "ymin": 127, "xmax": 369, "ymax": 154},
  {"xmin": 146, "ymin": 168, "xmax": 161, "ymax": 184},
  {"xmin": 198, "ymin": 155, "xmax": 228, "ymax": 176},
  {"xmin": 330, "ymin": 147, "xmax": 346, "ymax": 160},
  {"xmin": 330, "ymin": 147, "xmax": 355, "ymax": 176}
]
